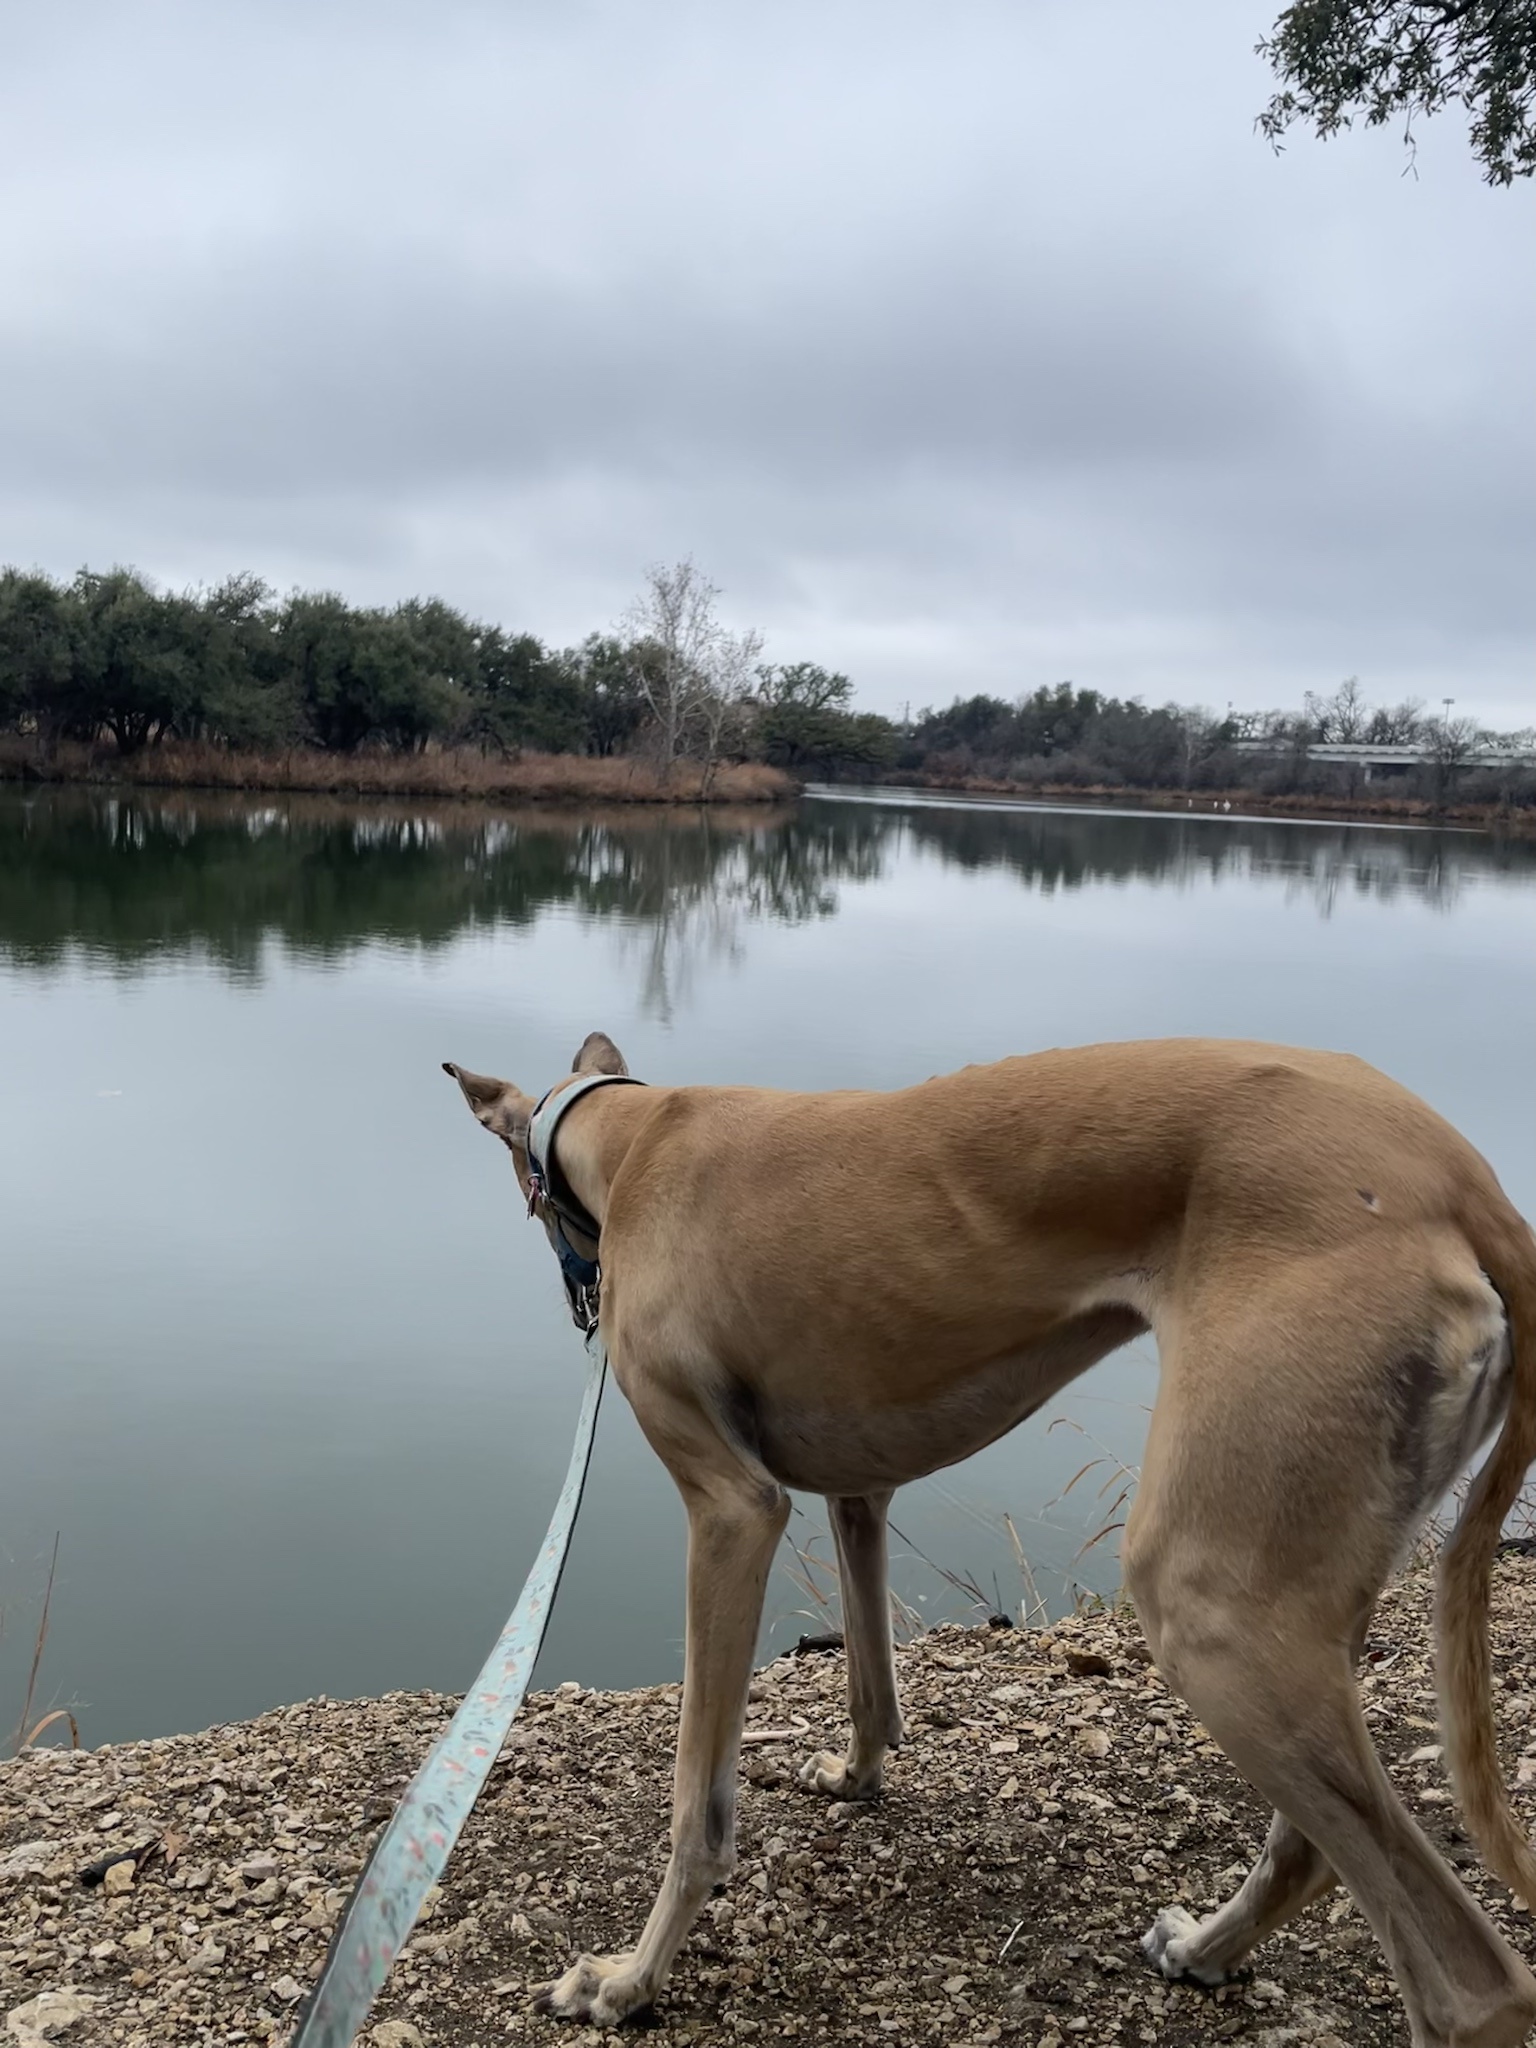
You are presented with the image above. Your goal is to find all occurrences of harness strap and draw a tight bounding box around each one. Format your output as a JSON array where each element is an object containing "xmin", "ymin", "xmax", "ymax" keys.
[{"xmin": 526, "ymin": 1072, "xmax": 646, "ymax": 1331}]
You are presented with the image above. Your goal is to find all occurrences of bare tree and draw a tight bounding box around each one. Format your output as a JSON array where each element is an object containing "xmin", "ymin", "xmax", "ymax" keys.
[
  {"xmin": 620, "ymin": 560, "xmax": 762, "ymax": 784},
  {"xmin": 691, "ymin": 626, "xmax": 763, "ymax": 795},
  {"xmin": 1424, "ymin": 708, "xmax": 1486, "ymax": 801},
  {"xmin": 1365, "ymin": 696, "xmax": 1425, "ymax": 744},
  {"xmin": 1315, "ymin": 675, "xmax": 1368, "ymax": 742}
]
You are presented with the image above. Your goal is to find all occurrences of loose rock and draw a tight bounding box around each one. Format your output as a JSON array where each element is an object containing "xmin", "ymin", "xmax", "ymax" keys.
[{"xmin": 3, "ymin": 1561, "xmax": 1535, "ymax": 2045}]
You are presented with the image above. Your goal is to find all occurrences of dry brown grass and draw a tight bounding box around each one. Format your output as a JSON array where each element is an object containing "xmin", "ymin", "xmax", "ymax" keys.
[{"xmin": 0, "ymin": 737, "xmax": 797, "ymax": 807}]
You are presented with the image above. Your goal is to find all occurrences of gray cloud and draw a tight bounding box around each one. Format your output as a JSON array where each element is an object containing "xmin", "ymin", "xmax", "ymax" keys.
[{"xmin": 2, "ymin": 0, "xmax": 1531, "ymax": 726}]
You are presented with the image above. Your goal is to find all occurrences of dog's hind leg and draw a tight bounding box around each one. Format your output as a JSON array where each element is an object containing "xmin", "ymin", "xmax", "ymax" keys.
[
  {"xmin": 1125, "ymin": 1256, "xmax": 1536, "ymax": 2048},
  {"xmin": 800, "ymin": 1491, "xmax": 904, "ymax": 1799},
  {"xmin": 534, "ymin": 1392, "xmax": 789, "ymax": 2029},
  {"xmin": 1143, "ymin": 1808, "xmax": 1336, "ymax": 1986},
  {"xmin": 1137, "ymin": 1611, "xmax": 1534, "ymax": 2048},
  {"xmin": 1142, "ymin": 1616, "xmax": 1381, "ymax": 1985}
]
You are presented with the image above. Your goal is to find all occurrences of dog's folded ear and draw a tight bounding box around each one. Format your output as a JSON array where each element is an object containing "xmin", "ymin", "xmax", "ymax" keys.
[
  {"xmin": 572, "ymin": 1032, "xmax": 628, "ymax": 1077},
  {"xmin": 442, "ymin": 1062, "xmax": 533, "ymax": 1149}
]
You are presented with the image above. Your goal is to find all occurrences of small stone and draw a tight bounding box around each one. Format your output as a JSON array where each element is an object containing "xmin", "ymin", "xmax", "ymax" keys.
[
  {"xmin": 102, "ymin": 1859, "xmax": 135, "ymax": 1896},
  {"xmin": 1077, "ymin": 1728, "xmax": 1112, "ymax": 1759},
  {"xmin": 5, "ymin": 1989, "xmax": 100, "ymax": 2043},
  {"xmin": 942, "ymin": 1975, "xmax": 970, "ymax": 1994},
  {"xmin": 269, "ymin": 1974, "xmax": 306, "ymax": 2003},
  {"xmin": 367, "ymin": 2025, "xmax": 425, "ymax": 2048},
  {"xmin": 1064, "ymin": 1650, "xmax": 1113, "ymax": 1678}
]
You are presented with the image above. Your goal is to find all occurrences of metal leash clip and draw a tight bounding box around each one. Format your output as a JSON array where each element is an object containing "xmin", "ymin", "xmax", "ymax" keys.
[{"xmin": 572, "ymin": 1272, "xmax": 601, "ymax": 1337}]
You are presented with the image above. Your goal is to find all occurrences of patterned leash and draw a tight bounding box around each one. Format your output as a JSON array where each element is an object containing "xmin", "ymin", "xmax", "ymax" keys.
[{"xmin": 290, "ymin": 1337, "xmax": 608, "ymax": 2048}]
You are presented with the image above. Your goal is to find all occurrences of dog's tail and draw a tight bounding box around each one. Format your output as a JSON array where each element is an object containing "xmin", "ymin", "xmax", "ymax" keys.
[{"xmin": 1437, "ymin": 1190, "xmax": 1536, "ymax": 1905}]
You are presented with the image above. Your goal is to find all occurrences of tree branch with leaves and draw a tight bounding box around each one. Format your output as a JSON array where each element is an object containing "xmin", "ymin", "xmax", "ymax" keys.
[{"xmin": 1258, "ymin": 0, "xmax": 1536, "ymax": 182}]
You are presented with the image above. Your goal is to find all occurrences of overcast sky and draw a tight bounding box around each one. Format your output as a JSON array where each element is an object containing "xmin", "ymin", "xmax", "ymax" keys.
[{"xmin": 3, "ymin": 1, "xmax": 1532, "ymax": 727}]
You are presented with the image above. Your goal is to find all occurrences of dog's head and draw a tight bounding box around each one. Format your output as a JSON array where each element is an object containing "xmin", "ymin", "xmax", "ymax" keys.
[{"xmin": 442, "ymin": 1030, "xmax": 629, "ymax": 1250}]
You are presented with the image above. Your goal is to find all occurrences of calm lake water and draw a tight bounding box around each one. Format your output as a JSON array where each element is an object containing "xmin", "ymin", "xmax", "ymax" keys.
[{"xmin": 3, "ymin": 783, "xmax": 1534, "ymax": 1745}]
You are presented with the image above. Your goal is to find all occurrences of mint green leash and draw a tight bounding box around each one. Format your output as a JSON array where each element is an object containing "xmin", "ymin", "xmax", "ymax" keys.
[{"xmin": 290, "ymin": 1335, "xmax": 607, "ymax": 2048}]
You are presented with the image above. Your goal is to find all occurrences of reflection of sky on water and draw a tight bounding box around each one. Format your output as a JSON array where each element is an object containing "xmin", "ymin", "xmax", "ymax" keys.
[{"xmin": 0, "ymin": 785, "xmax": 1532, "ymax": 1741}]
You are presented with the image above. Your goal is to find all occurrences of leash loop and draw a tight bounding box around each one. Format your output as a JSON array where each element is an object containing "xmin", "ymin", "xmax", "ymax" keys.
[{"xmin": 289, "ymin": 1335, "xmax": 608, "ymax": 2048}]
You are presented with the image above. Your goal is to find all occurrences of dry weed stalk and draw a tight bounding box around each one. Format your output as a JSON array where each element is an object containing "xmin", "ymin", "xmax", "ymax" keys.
[{"xmin": 8, "ymin": 1533, "xmax": 80, "ymax": 1755}]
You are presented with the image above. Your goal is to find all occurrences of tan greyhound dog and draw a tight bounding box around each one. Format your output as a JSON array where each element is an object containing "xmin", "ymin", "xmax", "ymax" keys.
[{"xmin": 445, "ymin": 1032, "xmax": 1536, "ymax": 2048}]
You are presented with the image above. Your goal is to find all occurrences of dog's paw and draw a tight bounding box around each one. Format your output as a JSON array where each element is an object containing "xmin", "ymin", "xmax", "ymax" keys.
[
  {"xmin": 1140, "ymin": 1906, "xmax": 1233, "ymax": 1988},
  {"xmin": 797, "ymin": 1749, "xmax": 881, "ymax": 1800},
  {"xmin": 532, "ymin": 1952, "xmax": 654, "ymax": 2028}
]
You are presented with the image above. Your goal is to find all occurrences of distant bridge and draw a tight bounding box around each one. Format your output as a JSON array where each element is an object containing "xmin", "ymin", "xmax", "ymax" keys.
[{"xmin": 1231, "ymin": 738, "xmax": 1535, "ymax": 780}]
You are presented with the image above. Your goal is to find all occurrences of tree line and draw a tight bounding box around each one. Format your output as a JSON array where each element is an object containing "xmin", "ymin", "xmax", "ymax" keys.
[
  {"xmin": 897, "ymin": 675, "xmax": 1534, "ymax": 805},
  {"xmin": 2, "ymin": 562, "xmax": 1530, "ymax": 805},
  {"xmin": 0, "ymin": 561, "xmax": 892, "ymax": 782}
]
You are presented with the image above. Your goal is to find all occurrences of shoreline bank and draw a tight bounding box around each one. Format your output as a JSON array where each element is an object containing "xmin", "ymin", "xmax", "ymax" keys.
[
  {"xmin": 9, "ymin": 741, "xmax": 1536, "ymax": 837},
  {"xmin": 847, "ymin": 772, "xmax": 1536, "ymax": 837},
  {"xmin": 0, "ymin": 739, "xmax": 797, "ymax": 809},
  {"xmin": 5, "ymin": 1561, "xmax": 1534, "ymax": 2046}
]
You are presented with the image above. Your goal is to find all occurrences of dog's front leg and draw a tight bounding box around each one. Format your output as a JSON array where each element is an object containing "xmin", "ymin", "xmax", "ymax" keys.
[
  {"xmin": 801, "ymin": 1490, "xmax": 904, "ymax": 1799},
  {"xmin": 535, "ymin": 1471, "xmax": 790, "ymax": 2028}
]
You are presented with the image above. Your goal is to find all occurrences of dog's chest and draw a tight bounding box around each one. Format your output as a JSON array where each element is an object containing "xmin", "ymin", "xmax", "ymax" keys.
[{"xmin": 747, "ymin": 1306, "xmax": 1144, "ymax": 1494}]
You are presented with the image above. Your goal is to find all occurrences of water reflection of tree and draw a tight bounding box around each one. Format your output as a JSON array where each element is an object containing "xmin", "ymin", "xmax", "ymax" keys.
[
  {"xmin": 883, "ymin": 801, "xmax": 1527, "ymax": 915},
  {"xmin": 0, "ymin": 790, "xmax": 888, "ymax": 1001},
  {"xmin": 1, "ymin": 789, "xmax": 1523, "ymax": 1007},
  {"xmin": 612, "ymin": 809, "xmax": 889, "ymax": 1019}
]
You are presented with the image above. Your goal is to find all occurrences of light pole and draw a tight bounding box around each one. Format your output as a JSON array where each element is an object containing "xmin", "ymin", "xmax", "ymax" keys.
[{"xmin": 1437, "ymin": 698, "xmax": 1456, "ymax": 806}]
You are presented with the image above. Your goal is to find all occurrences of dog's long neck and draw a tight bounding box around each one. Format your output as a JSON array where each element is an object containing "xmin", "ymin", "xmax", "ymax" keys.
[{"xmin": 551, "ymin": 1083, "xmax": 659, "ymax": 1233}]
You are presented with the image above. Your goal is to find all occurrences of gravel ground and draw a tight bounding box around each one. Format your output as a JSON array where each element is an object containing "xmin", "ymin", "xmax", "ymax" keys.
[{"xmin": 5, "ymin": 1561, "xmax": 1536, "ymax": 2048}]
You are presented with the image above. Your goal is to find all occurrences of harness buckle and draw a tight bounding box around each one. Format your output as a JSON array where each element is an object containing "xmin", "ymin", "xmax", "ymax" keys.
[
  {"xmin": 571, "ymin": 1276, "xmax": 601, "ymax": 1337},
  {"xmin": 524, "ymin": 1071, "xmax": 646, "ymax": 1338}
]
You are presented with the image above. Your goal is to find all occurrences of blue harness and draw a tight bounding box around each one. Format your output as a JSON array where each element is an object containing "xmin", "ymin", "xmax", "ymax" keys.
[{"xmin": 525, "ymin": 1071, "xmax": 646, "ymax": 1332}]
